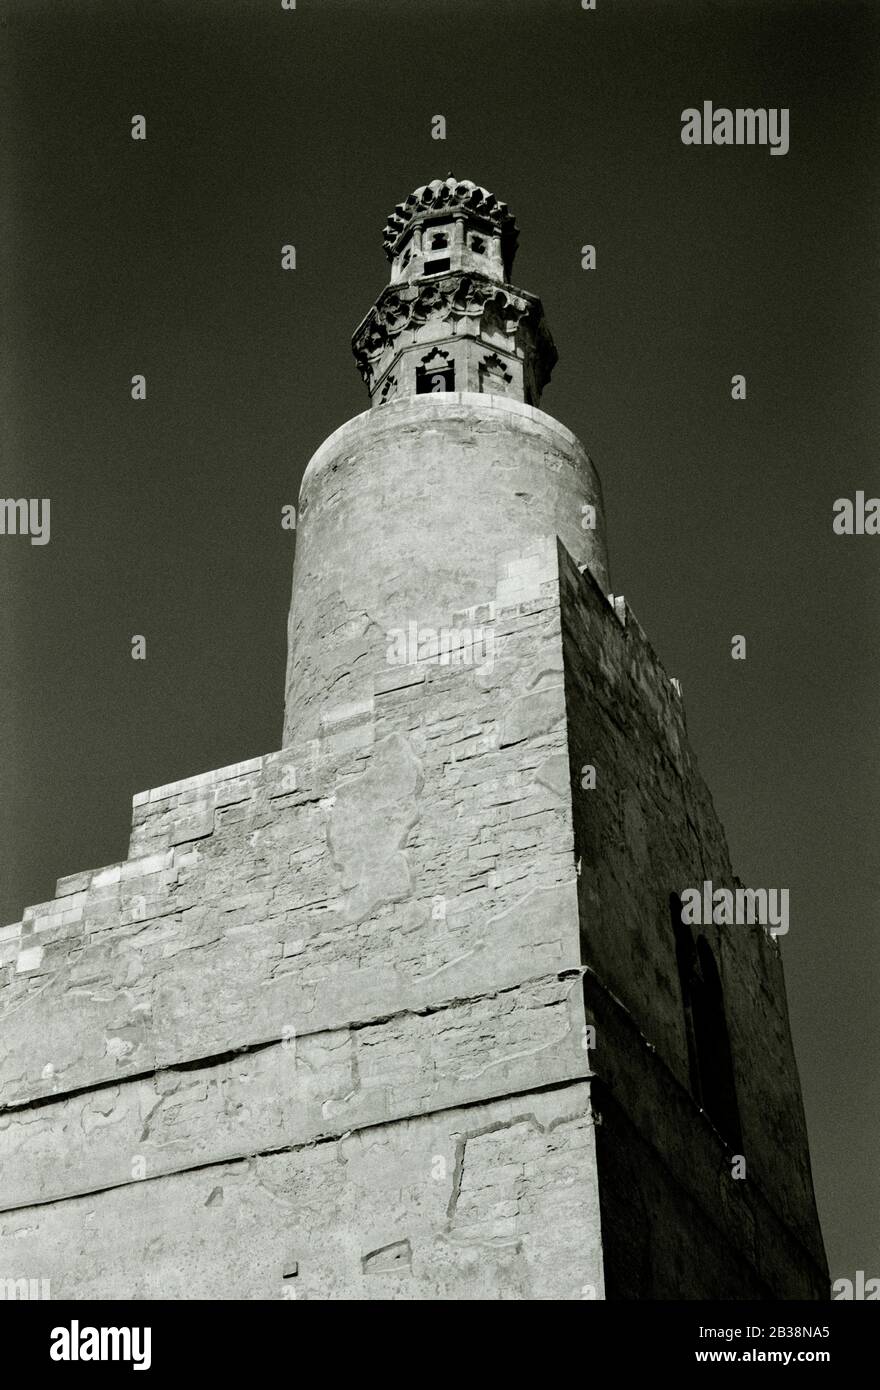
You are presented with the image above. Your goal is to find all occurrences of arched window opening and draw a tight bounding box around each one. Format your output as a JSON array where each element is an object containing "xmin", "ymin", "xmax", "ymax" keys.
[
  {"xmin": 416, "ymin": 350, "xmax": 454, "ymax": 394},
  {"xmin": 669, "ymin": 894, "xmax": 742, "ymax": 1149},
  {"xmin": 692, "ymin": 936, "xmax": 742, "ymax": 1149}
]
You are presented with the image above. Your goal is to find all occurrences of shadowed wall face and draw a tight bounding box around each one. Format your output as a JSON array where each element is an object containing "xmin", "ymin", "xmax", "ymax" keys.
[{"xmin": 560, "ymin": 548, "xmax": 826, "ymax": 1299}]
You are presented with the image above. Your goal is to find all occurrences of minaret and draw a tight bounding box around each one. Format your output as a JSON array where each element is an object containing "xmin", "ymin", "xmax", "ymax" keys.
[
  {"xmin": 0, "ymin": 178, "xmax": 828, "ymax": 1302},
  {"xmin": 283, "ymin": 176, "xmax": 609, "ymax": 743},
  {"xmin": 278, "ymin": 177, "xmax": 827, "ymax": 1299}
]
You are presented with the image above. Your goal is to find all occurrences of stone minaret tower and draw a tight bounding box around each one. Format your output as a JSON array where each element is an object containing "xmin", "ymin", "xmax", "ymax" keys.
[
  {"xmin": 284, "ymin": 176, "xmax": 608, "ymax": 745},
  {"xmin": 0, "ymin": 178, "xmax": 827, "ymax": 1301}
]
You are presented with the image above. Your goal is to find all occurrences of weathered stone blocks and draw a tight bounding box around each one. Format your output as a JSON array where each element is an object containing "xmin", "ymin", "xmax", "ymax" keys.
[
  {"xmin": 0, "ymin": 537, "xmax": 826, "ymax": 1299},
  {"xmin": 283, "ymin": 394, "xmax": 609, "ymax": 742}
]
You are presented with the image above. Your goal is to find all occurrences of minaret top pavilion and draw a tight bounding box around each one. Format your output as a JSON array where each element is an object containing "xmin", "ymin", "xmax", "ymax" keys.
[{"xmin": 352, "ymin": 176, "xmax": 558, "ymax": 409}]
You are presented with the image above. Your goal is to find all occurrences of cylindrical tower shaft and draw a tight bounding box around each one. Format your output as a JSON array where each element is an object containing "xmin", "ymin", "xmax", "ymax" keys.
[{"xmin": 283, "ymin": 178, "xmax": 611, "ymax": 744}]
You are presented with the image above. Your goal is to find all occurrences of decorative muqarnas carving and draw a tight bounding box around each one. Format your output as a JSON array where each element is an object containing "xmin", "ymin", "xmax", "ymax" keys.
[
  {"xmin": 382, "ymin": 176, "xmax": 519, "ymax": 264},
  {"xmin": 351, "ymin": 273, "xmax": 539, "ymax": 389}
]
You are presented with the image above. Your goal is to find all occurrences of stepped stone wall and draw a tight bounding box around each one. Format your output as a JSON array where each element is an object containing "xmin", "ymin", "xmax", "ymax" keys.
[
  {"xmin": 1, "ymin": 537, "xmax": 604, "ymax": 1299},
  {"xmin": 0, "ymin": 534, "xmax": 827, "ymax": 1299}
]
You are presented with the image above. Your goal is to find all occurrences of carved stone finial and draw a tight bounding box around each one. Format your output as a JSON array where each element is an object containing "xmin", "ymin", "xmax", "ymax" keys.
[{"xmin": 381, "ymin": 176, "xmax": 519, "ymax": 277}]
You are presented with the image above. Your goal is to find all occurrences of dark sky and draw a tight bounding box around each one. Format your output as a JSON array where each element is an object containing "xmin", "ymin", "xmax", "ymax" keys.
[{"xmin": 2, "ymin": 0, "xmax": 877, "ymax": 1285}]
